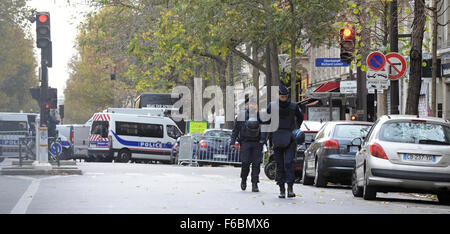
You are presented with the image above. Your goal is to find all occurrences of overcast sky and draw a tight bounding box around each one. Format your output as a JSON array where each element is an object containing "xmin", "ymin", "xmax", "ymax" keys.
[{"xmin": 27, "ymin": 0, "xmax": 94, "ymax": 101}]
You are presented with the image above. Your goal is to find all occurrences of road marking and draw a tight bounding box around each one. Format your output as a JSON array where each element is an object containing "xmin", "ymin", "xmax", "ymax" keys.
[{"xmin": 10, "ymin": 178, "xmax": 40, "ymax": 214}]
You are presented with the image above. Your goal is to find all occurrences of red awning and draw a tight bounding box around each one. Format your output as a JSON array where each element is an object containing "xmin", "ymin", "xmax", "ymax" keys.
[{"xmin": 313, "ymin": 81, "xmax": 340, "ymax": 93}]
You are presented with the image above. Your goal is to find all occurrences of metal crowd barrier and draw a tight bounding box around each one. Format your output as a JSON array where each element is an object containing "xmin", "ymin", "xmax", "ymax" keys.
[
  {"xmin": 0, "ymin": 131, "xmax": 30, "ymax": 157},
  {"xmin": 178, "ymin": 135, "xmax": 241, "ymax": 166},
  {"xmin": 18, "ymin": 136, "xmax": 36, "ymax": 167}
]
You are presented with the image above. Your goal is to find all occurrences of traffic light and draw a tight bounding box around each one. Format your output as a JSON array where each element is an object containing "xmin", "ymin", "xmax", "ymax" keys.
[
  {"xmin": 340, "ymin": 27, "xmax": 355, "ymax": 64},
  {"xmin": 59, "ymin": 104, "xmax": 64, "ymax": 120},
  {"xmin": 29, "ymin": 87, "xmax": 40, "ymax": 102},
  {"xmin": 48, "ymin": 88, "xmax": 57, "ymax": 109},
  {"xmin": 36, "ymin": 12, "xmax": 51, "ymax": 49},
  {"xmin": 28, "ymin": 87, "xmax": 57, "ymax": 108}
]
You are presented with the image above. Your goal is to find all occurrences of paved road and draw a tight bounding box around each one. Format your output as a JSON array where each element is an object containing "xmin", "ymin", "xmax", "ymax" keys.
[{"xmin": 1, "ymin": 159, "xmax": 449, "ymax": 214}]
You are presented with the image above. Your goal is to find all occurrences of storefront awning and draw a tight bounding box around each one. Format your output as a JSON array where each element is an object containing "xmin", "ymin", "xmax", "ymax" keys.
[{"xmin": 313, "ymin": 81, "xmax": 340, "ymax": 93}]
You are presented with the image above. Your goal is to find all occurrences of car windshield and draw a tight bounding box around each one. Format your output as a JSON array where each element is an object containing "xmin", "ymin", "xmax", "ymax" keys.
[
  {"xmin": 333, "ymin": 124, "xmax": 371, "ymax": 139},
  {"xmin": 380, "ymin": 121, "xmax": 450, "ymax": 145},
  {"xmin": 204, "ymin": 130, "xmax": 231, "ymax": 138}
]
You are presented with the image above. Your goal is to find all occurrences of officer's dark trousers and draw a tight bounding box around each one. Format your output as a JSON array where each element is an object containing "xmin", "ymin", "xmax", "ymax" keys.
[
  {"xmin": 240, "ymin": 141, "xmax": 263, "ymax": 184},
  {"xmin": 274, "ymin": 142, "xmax": 296, "ymax": 186}
]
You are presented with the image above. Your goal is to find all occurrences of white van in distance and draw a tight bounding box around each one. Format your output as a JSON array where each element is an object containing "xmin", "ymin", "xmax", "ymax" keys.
[{"xmin": 88, "ymin": 112, "xmax": 182, "ymax": 163}]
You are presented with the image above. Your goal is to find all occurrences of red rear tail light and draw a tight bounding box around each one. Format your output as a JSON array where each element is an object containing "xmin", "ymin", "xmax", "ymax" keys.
[
  {"xmin": 70, "ymin": 131, "xmax": 74, "ymax": 144},
  {"xmin": 199, "ymin": 140, "xmax": 207, "ymax": 148},
  {"xmin": 323, "ymin": 139, "xmax": 339, "ymax": 149},
  {"xmin": 369, "ymin": 143, "xmax": 388, "ymax": 159}
]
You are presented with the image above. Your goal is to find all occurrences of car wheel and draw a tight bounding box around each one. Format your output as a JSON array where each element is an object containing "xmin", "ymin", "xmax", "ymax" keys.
[
  {"xmin": 437, "ymin": 192, "xmax": 450, "ymax": 205},
  {"xmin": 302, "ymin": 159, "xmax": 314, "ymax": 185},
  {"xmin": 264, "ymin": 160, "xmax": 277, "ymax": 180},
  {"xmin": 118, "ymin": 149, "xmax": 131, "ymax": 163},
  {"xmin": 352, "ymin": 169, "xmax": 363, "ymax": 197},
  {"xmin": 363, "ymin": 167, "xmax": 377, "ymax": 200},
  {"xmin": 314, "ymin": 160, "xmax": 327, "ymax": 187}
]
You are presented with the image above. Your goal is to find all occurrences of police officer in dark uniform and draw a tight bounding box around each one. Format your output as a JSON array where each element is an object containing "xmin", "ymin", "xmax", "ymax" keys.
[
  {"xmin": 267, "ymin": 84, "xmax": 303, "ymax": 198},
  {"xmin": 230, "ymin": 95, "xmax": 265, "ymax": 192},
  {"xmin": 47, "ymin": 111, "xmax": 59, "ymax": 138}
]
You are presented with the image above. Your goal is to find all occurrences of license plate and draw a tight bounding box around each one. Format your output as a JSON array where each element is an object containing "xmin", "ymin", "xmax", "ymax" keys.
[
  {"xmin": 402, "ymin": 154, "xmax": 436, "ymax": 162},
  {"xmin": 214, "ymin": 154, "xmax": 228, "ymax": 159},
  {"xmin": 349, "ymin": 146, "xmax": 358, "ymax": 153}
]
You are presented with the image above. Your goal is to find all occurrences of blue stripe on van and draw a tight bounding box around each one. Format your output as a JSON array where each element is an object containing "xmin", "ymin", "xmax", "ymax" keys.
[{"xmin": 111, "ymin": 131, "xmax": 172, "ymax": 149}]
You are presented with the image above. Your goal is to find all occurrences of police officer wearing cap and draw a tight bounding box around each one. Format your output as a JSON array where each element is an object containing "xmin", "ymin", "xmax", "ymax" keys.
[
  {"xmin": 230, "ymin": 95, "xmax": 265, "ymax": 192},
  {"xmin": 267, "ymin": 84, "xmax": 303, "ymax": 198}
]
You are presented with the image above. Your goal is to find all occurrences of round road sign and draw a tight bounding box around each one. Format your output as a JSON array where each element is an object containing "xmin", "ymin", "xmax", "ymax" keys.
[
  {"xmin": 367, "ymin": 52, "xmax": 386, "ymax": 71},
  {"xmin": 385, "ymin": 52, "xmax": 407, "ymax": 80}
]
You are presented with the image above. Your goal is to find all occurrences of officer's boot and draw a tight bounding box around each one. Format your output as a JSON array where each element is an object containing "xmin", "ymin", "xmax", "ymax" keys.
[
  {"xmin": 287, "ymin": 184, "xmax": 295, "ymax": 198},
  {"xmin": 252, "ymin": 183, "xmax": 259, "ymax": 192},
  {"xmin": 278, "ymin": 184, "xmax": 286, "ymax": 198},
  {"xmin": 241, "ymin": 179, "xmax": 247, "ymax": 191}
]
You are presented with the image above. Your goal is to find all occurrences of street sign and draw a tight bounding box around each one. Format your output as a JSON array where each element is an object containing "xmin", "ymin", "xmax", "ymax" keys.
[
  {"xmin": 340, "ymin": 81, "xmax": 357, "ymax": 94},
  {"xmin": 315, "ymin": 58, "xmax": 349, "ymax": 67},
  {"xmin": 50, "ymin": 142, "xmax": 62, "ymax": 156},
  {"xmin": 367, "ymin": 52, "xmax": 386, "ymax": 71},
  {"xmin": 366, "ymin": 70, "xmax": 389, "ymax": 91},
  {"xmin": 187, "ymin": 121, "xmax": 208, "ymax": 134},
  {"xmin": 385, "ymin": 52, "xmax": 407, "ymax": 80}
]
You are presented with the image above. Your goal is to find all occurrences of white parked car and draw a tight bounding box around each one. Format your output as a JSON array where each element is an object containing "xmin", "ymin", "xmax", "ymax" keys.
[{"xmin": 351, "ymin": 115, "xmax": 450, "ymax": 204}]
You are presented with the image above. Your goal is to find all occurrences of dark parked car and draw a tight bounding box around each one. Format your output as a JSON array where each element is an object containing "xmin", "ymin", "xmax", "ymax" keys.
[
  {"xmin": 302, "ymin": 121, "xmax": 372, "ymax": 187},
  {"xmin": 264, "ymin": 121, "xmax": 325, "ymax": 182},
  {"xmin": 196, "ymin": 129, "xmax": 241, "ymax": 166}
]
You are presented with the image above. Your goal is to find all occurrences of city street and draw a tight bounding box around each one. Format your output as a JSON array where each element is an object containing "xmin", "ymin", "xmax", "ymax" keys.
[{"xmin": 1, "ymin": 159, "xmax": 449, "ymax": 214}]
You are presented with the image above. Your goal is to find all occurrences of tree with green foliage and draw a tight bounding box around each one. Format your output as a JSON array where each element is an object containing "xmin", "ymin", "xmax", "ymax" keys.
[{"xmin": 0, "ymin": 0, "xmax": 38, "ymax": 112}]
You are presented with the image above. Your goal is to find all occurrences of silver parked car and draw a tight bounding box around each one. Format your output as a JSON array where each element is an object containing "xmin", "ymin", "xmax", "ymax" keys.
[{"xmin": 351, "ymin": 115, "xmax": 450, "ymax": 204}]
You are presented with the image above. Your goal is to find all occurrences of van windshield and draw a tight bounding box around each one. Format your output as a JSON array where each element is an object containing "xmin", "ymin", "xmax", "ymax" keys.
[
  {"xmin": 91, "ymin": 121, "xmax": 109, "ymax": 136},
  {"xmin": 0, "ymin": 121, "xmax": 28, "ymax": 131},
  {"xmin": 380, "ymin": 121, "xmax": 450, "ymax": 145}
]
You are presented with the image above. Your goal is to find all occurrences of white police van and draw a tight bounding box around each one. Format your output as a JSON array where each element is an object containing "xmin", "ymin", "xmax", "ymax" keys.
[
  {"xmin": 87, "ymin": 112, "xmax": 183, "ymax": 163},
  {"xmin": 0, "ymin": 112, "xmax": 38, "ymax": 162}
]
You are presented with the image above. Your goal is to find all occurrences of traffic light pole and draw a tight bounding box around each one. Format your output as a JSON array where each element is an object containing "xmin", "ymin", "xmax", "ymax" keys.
[{"xmin": 40, "ymin": 49, "xmax": 49, "ymax": 127}]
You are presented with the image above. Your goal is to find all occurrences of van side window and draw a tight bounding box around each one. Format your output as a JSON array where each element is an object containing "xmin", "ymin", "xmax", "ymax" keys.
[
  {"xmin": 116, "ymin": 122, "xmax": 139, "ymax": 136},
  {"xmin": 139, "ymin": 123, "xmax": 163, "ymax": 138},
  {"xmin": 116, "ymin": 121, "xmax": 163, "ymax": 138},
  {"xmin": 167, "ymin": 125, "xmax": 182, "ymax": 139}
]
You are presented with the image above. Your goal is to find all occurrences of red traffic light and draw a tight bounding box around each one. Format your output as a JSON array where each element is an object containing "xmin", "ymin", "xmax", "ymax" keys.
[
  {"xmin": 340, "ymin": 27, "xmax": 354, "ymax": 39},
  {"xmin": 45, "ymin": 104, "xmax": 50, "ymax": 109},
  {"xmin": 38, "ymin": 14, "xmax": 48, "ymax": 23}
]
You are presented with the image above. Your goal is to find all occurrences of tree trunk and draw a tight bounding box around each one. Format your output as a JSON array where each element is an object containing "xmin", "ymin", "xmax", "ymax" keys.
[
  {"xmin": 270, "ymin": 38, "xmax": 280, "ymax": 87},
  {"xmin": 290, "ymin": 38, "xmax": 297, "ymax": 102},
  {"xmin": 405, "ymin": 0, "xmax": 426, "ymax": 115},
  {"xmin": 224, "ymin": 53, "xmax": 233, "ymax": 129},
  {"xmin": 252, "ymin": 45, "xmax": 260, "ymax": 102}
]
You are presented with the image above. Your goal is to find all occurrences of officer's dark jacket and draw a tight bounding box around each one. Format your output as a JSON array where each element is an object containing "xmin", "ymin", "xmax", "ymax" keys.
[
  {"xmin": 230, "ymin": 109, "xmax": 265, "ymax": 145},
  {"xmin": 266, "ymin": 100, "xmax": 304, "ymax": 131}
]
